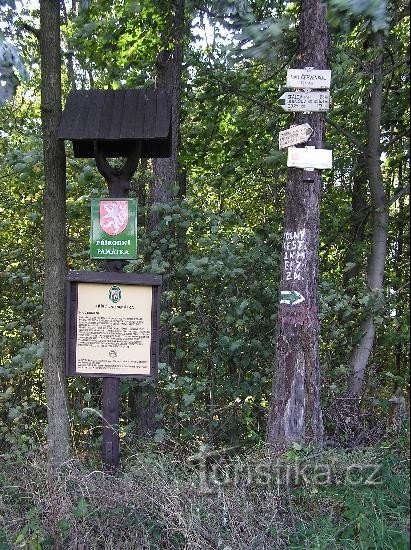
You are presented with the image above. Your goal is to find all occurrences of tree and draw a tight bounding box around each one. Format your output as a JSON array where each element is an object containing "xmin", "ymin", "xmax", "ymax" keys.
[
  {"xmin": 39, "ymin": 0, "xmax": 70, "ymax": 466},
  {"xmin": 132, "ymin": 0, "xmax": 186, "ymax": 436},
  {"xmin": 266, "ymin": 0, "xmax": 329, "ymax": 448},
  {"xmin": 345, "ymin": 4, "xmax": 410, "ymax": 397}
]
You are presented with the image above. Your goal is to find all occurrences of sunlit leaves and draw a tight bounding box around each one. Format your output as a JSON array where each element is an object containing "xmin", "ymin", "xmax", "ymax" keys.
[{"xmin": 327, "ymin": 0, "xmax": 388, "ymax": 31}]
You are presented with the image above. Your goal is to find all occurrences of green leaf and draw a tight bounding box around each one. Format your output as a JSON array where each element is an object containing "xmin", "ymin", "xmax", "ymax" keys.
[
  {"xmin": 183, "ymin": 393, "xmax": 196, "ymax": 406},
  {"xmin": 153, "ymin": 428, "xmax": 165, "ymax": 443},
  {"xmin": 73, "ymin": 497, "xmax": 89, "ymax": 518}
]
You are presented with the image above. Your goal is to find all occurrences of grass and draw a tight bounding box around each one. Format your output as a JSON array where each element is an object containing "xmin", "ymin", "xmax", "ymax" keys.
[{"xmin": 0, "ymin": 436, "xmax": 409, "ymax": 549}]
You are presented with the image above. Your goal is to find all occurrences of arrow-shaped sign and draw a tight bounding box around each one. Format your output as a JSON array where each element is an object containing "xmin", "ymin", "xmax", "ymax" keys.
[
  {"xmin": 280, "ymin": 290, "xmax": 305, "ymax": 305},
  {"xmin": 286, "ymin": 68, "xmax": 331, "ymax": 89},
  {"xmin": 278, "ymin": 91, "xmax": 330, "ymax": 112},
  {"xmin": 279, "ymin": 123, "xmax": 313, "ymax": 149}
]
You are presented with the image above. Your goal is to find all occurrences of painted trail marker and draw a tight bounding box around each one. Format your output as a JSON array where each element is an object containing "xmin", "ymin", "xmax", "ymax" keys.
[
  {"xmin": 280, "ymin": 290, "xmax": 305, "ymax": 305},
  {"xmin": 287, "ymin": 147, "xmax": 333, "ymax": 169},
  {"xmin": 279, "ymin": 123, "xmax": 313, "ymax": 149},
  {"xmin": 278, "ymin": 91, "xmax": 330, "ymax": 112},
  {"xmin": 286, "ymin": 68, "xmax": 331, "ymax": 89}
]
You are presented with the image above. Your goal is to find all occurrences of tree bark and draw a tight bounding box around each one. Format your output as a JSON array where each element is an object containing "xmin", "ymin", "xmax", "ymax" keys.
[
  {"xmin": 133, "ymin": 0, "xmax": 185, "ymax": 436},
  {"xmin": 266, "ymin": 0, "xmax": 329, "ymax": 448},
  {"xmin": 347, "ymin": 31, "xmax": 388, "ymax": 397},
  {"xmin": 343, "ymin": 158, "xmax": 368, "ymax": 287},
  {"xmin": 149, "ymin": 0, "xmax": 184, "ymax": 230},
  {"xmin": 40, "ymin": 0, "xmax": 71, "ymax": 466}
]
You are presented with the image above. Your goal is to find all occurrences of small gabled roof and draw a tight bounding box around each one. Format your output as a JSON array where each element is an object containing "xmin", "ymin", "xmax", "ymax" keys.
[{"xmin": 58, "ymin": 88, "xmax": 171, "ymax": 158}]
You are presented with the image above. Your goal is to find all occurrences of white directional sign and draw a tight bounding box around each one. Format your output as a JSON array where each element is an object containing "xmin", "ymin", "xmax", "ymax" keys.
[
  {"xmin": 287, "ymin": 147, "xmax": 333, "ymax": 169},
  {"xmin": 278, "ymin": 91, "xmax": 330, "ymax": 112},
  {"xmin": 279, "ymin": 123, "xmax": 313, "ymax": 149},
  {"xmin": 286, "ymin": 69, "xmax": 331, "ymax": 89}
]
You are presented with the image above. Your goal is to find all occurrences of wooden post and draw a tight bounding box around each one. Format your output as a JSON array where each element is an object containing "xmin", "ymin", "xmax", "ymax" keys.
[
  {"xmin": 94, "ymin": 141, "xmax": 141, "ymax": 469},
  {"xmin": 102, "ymin": 377, "xmax": 120, "ymax": 468}
]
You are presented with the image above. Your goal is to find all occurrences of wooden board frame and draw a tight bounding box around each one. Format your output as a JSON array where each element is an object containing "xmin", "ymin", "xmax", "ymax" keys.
[{"xmin": 66, "ymin": 271, "xmax": 161, "ymax": 379}]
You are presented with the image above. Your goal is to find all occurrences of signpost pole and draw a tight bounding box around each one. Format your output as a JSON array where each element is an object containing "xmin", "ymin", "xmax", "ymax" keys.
[{"xmin": 94, "ymin": 141, "xmax": 141, "ymax": 470}]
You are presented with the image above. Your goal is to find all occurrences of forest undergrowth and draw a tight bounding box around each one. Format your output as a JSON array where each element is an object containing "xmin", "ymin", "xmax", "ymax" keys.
[{"xmin": 0, "ymin": 430, "xmax": 409, "ymax": 549}]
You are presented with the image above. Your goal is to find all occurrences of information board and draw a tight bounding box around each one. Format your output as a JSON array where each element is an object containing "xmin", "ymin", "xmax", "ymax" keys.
[{"xmin": 66, "ymin": 272, "xmax": 161, "ymax": 378}]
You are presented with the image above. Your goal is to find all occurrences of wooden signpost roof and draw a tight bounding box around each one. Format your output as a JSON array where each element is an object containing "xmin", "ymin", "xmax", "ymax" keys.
[{"xmin": 58, "ymin": 88, "xmax": 171, "ymax": 158}]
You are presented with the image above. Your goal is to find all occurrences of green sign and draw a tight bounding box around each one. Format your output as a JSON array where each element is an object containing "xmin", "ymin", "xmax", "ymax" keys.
[{"xmin": 90, "ymin": 199, "xmax": 137, "ymax": 260}]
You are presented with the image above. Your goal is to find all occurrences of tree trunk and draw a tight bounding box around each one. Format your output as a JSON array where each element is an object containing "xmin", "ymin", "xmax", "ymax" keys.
[
  {"xmin": 266, "ymin": 0, "xmax": 329, "ymax": 448},
  {"xmin": 150, "ymin": 2, "xmax": 184, "ymax": 365},
  {"xmin": 133, "ymin": 0, "xmax": 185, "ymax": 436},
  {"xmin": 343, "ymin": 158, "xmax": 368, "ymax": 287},
  {"xmin": 149, "ymin": 0, "xmax": 184, "ymax": 231},
  {"xmin": 347, "ymin": 31, "xmax": 388, "ymax": 397},
  {"xmin": 40, "ymin": 0, "xmax": 70, "ymax": 466},
  {"xmin": 394, "ymin": 167, "xmax": 404, "ymax": 385}
]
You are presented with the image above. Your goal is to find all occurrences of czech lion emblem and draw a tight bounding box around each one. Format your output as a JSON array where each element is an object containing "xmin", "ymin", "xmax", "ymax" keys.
[{"xmin": 100, "ymin": 201, "xmax": 129, "ymax": 236}]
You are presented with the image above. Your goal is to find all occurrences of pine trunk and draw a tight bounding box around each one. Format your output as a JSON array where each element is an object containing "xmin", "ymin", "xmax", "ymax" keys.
[
  {"xmin": 266, "ymin": 0, "xmax": 329, "ymax": 448},
  {"xmin": 133, "ymin": 0, "xmax": 185, "ymax": 436}
]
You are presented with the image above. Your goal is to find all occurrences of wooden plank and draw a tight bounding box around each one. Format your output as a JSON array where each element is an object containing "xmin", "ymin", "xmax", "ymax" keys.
[
  {"xmin": 150, "ymin": 285, "xmax": 161, "ymax": 379},
  {"xmin": 67, "ymin": 270, "xmax": 162, "ymax": 286},
  {"xmin": 143, "ymin": 88, "xmax": 157, "ymax": 138},
  {"xmin": 109, "ymin": 90, "xmax": 126, "ymax": 140},
  {"xmin": 155, "ymin": 89, "xmax": 171, "ymax": 138},
  {"xmin": 133, "ymin": 90, "xmax": 146, "ymax": 139},
  {"xmin": 70, "ymin": 90, "xmax": 92, "ymax": 138},
  {"xmin": 98, "ymin": 91, "xmax": 116, "ymax": 140},
  {"xmin": 65, "ymin": 280, "xmax": 78, "ymax": 375},
  {"xmin": 83, "ymin": 90, "xmax": 105, "ymax": 139},
  {"xmin": 120, "ymin": 89, "xmax": 140, "ymax": 138},
  {"xmin": 58, "ymin": 90, "xmax": 87, "ymax": 139}
]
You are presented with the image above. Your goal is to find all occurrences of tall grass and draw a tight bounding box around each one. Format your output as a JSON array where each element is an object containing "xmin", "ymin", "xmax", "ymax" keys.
[{"xmin": 0, "ymin": 437, "xmax": 409, "ymax": 549}]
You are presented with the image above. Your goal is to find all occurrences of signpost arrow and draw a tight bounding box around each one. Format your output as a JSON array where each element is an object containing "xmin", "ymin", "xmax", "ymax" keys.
[
  {"xmin": 280, "ymin": 290, "xmax": 305, "ymax": 305},
  {"xmin": 279, "ymin": 123, "xmax": 313, "ymax": 149},
  {"xmin": 278, "ymin": 91, "xmax": 330, "ymax": 112},
  {"xmin": 287, "ymin": 147, "xmax": 333, "ymax": 169},
  {"xmin": 286, "ymin": 68, "xmax": 331, "ymax": 89}
]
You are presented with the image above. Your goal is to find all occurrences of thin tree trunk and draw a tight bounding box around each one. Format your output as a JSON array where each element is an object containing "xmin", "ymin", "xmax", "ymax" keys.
[
  {"xmin": 266, "ymin": 0, "xmax": 329, "ymax": 448},
  {"xmin": 394, "ymin": 166, "xmax": 404, "ymax": 384},
  {"xmin": 347, "ymin": 31, "xmax": 388, "ymax": 397},
  {"xmin": 343, "ymin": 159, "xmax": 368, "ymax": 287},
  {"xmin": 61, "ymin": 0, "xmax": 77, "ymax": 90},
  {"xmin": 40, "ymin": 0, "xmax": 70, "ymax": 466}
]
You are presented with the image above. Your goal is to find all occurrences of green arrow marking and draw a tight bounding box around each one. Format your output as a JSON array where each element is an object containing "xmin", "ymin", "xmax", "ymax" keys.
[{"xmin": 280, "ymin": 290, "xmax": 305, "ymax": 305}]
